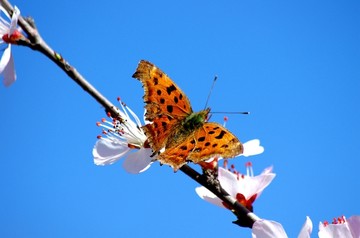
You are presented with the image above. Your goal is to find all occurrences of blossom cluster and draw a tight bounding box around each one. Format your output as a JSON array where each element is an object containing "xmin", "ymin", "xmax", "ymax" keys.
[{"xmin": 253, "ymin": 215, "xmax": 360, "ymax": 238}]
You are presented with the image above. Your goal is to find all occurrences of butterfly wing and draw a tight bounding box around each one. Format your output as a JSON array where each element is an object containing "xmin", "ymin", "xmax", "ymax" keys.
[
  {"xmin": 158, "ymin": 122, "xmax": 243, "ymax": 171},
  {"xmin": 132, "ymin": 60, "xmax": 193, "ymax": 152},
  {"xmin": 188, "ymin": 122, "xmax": 243, "ymax": 162}
]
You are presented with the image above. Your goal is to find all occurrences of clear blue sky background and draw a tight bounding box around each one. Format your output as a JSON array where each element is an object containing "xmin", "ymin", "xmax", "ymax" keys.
[{"xmin": 1, "ymin": 0, "xmax": 359, "ymax": 237}]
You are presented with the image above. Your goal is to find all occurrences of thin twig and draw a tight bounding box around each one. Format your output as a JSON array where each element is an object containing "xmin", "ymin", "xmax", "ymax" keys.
[{"xmin": 0, "ymin": 0, "xmax": 257, "ymax": 228}]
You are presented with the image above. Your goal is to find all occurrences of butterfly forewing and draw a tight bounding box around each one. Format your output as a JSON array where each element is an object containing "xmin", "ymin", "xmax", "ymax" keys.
[
  {"xmin": 132, "ymin": 60, "xmax": 193, "ymax": 119},
  {"xmin": 132, "ymin": 60, "xmax": 194, "ymax": 152}
]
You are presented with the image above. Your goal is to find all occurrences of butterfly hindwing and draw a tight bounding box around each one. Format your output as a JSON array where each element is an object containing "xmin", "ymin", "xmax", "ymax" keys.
[
  {"xmin": 158, "ymin": 122, "xmax": 243, "ymax": 170},
  {"xmin": 188, "ymin": 122, "xmax": 243, "ymax": 163},
  {"xmin": 157, "ymin": 130, "xmax": 197, "ymax": 171}
]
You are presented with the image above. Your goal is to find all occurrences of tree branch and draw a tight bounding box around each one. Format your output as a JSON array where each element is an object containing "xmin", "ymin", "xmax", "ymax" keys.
[{"xmin": 0, "ymin": 0, "xmax": 258, "ymax": 228}]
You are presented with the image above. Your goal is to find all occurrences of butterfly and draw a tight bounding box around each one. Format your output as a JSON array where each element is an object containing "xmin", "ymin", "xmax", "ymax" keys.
[{"xmin": 132, "ymin": 60, "xmax": 243, "ymax": 171}]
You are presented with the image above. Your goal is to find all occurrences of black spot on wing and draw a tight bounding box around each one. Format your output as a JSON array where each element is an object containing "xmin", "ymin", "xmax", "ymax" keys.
[
  {"xmin": 205, "ymin": 142, "xmax": 211, "ymax": 146},
  {"xmin": 180, "ymin": 145, "xmax": 187, "ymax": 151},
  {"xmin": 174, "ymin": 96, "xmax": 178, "ymax": 104},
  {"xmin": 215, "ymin": 130, "xmax": 226, "ymax": 139},
  {"xmin": 166, "ymin": 84, "xmax": 177, "ymax": 95},
  {"xmin": 167, "ymin": 105, "xmax": 173, "ymax": 113},
  {"xmin": 160, "ymin": 98, "xmax": 165, "ymax": 104},
  {"xmin": 208, "ymin": 131, "xmax": 215, "ymax": 135},
  {"xmin": 157, "ymin": 90, "xmax": 162, "ymax": 96},
  {"xmin": 198, "ymin": 136, "xmax": 205, "ymax": 142},
  {"xmin": 153, "ymin": 77, "xmax": 159, "ymax": 85}
]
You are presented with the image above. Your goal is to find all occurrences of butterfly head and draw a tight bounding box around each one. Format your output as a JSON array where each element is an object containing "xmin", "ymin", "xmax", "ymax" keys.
[{"xmin": 203, "ymin": 107, "xmax": 211, "ymax": 121}]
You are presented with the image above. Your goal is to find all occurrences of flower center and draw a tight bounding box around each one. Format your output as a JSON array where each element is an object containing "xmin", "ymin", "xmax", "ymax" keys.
[
  {"xmin": 235, "ymin": 193, "xmax": 256, "ymax": 212},
  {"xmin": 2, "ymin": 30, "xmax": 22, "ymax": 44}
]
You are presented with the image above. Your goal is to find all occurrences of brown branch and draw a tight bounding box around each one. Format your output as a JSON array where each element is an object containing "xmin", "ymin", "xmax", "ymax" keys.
[
  {"xmin": 1, "ymin": 0, "xmax": 117, "ymax": 115},
  {"xmin": 180, "ymin": 166, "xmax": 258, "ymax": 228},
  {"xmin": 0, "ymin": 0, "xmax": 258, "ymax": 228}
]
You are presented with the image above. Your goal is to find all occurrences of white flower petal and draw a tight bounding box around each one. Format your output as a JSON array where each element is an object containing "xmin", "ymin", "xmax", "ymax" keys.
[
  {"xmin": 92, "ymin": 139, "xmax": 130, "ymax": 165},
  {"xmin": 298, "ymin": 216, "xmax": 313, "ymax": 238},
  {"xmin": 242, "ymin": 139, "xmax": 264, "ymax": 157},
  {"xmin": 242, "ymin": 174, "xmax": 275, "ymax": 200},
  {"xmin": 218, "ymin": 167, "xmax": 275, "ymax": 200},
  {"xmin": 347, "ymin": 216, "xmax": 360, "ymax": 238},
  {"xmin": 2, "ymin": 48, "xmax": 16, "ymax": 86},
  {"xmin": 261, "ymin": 166, "xmax": 273, "ymax": 175},
  {"xmin": 252, "ymin": 219, "xmax": 288, "ymax": 238},
  {"xmin": 122, "ymin": 147, "xmax": 153, "ymax": 174},
  {"xmin": 318, "ymin": 221, "xmax": 353, "ymax": 238},
  {"xmin": 0, "ymin": 5, "xmax": 11, "ymax": 19},
  {"xmin": 0, "ymin": 44, "xmax": 11, "ymax": 72},
  {"xmin": 218, "ymin": 167, "xmax": 239, "ymax": 197},
  {"xmin": 195, "ymin": 186, "xmax": 225, "ymax": 208},
  {"xmin": 9, "ymin": 6, "xmax": 20, "ymax": 35},
  {"xmin": 0, "ymin": 18, "xmax": 10, "ymax": 35}
]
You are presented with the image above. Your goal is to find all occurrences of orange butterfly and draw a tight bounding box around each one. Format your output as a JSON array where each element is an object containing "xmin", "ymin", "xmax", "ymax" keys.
[{"xmin": 132, "ymin": 60, "xmax": 243, "ymax": 171}]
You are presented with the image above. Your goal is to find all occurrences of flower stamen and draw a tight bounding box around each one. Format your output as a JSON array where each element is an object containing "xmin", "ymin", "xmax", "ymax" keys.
[{"xmin": 93, "ymin": 97, "xmax": 153, "ymax": 173}]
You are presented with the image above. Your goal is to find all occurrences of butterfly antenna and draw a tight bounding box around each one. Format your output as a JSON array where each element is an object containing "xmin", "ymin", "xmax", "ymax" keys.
[
  {"xmin": 204, "ymin": 75, "xmax": 218, "ymax": 109},
  {"xmin": 212, "ymin": 111, "xmax": 250, "ymax": 115}
]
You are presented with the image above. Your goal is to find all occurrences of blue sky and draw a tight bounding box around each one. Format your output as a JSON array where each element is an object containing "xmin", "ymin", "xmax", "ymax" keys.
[{"xmin": 1, "ymin": 0, "xmax": 359, "ymax": 237}]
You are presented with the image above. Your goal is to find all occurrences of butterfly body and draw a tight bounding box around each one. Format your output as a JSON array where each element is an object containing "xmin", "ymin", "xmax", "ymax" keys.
[
  {"xmin": 166, "ymin": 109, "xmax": 209, "ymax": 149},
  {"xmin": 133, "ymin": 60, "xmax": 243, "ymax": 171},
  {"xmin": 182, "ymin": 109, "xmax": 209, "ymax": 131}
]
